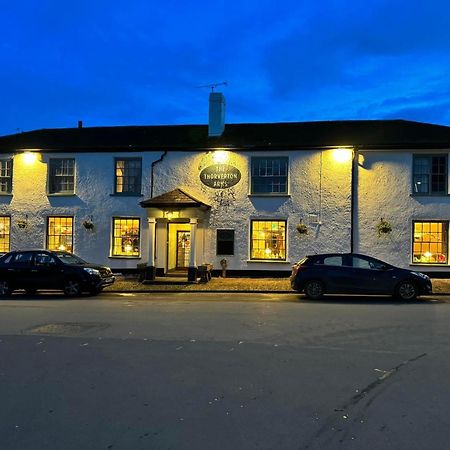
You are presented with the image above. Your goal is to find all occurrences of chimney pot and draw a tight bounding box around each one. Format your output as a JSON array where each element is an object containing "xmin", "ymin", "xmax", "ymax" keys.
[
  {"xmin": 78, "ymin": 120, "xmax": 83, "ymax": 129},
  {"xmin": 208, "ymin": 93, "xmax": 225, "ymax": 137}
]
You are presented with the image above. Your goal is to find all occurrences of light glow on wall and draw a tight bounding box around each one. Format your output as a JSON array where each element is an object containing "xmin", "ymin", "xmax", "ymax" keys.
[{"xmin": 332, "ymin": 148, "xmax": 353, "ymax": 163}]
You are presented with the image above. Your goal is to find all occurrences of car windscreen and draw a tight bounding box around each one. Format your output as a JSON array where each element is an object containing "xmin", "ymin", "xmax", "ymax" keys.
[{"xmin": 55, "ymin": 252, "xmax": 87, "ymax": 265}]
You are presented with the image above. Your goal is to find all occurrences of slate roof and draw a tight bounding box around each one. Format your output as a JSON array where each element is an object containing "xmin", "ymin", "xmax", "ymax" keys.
[
  {"xmin": 1, "ymin": 120, "xmax": 450, "ymax": 152},
  {"xmin": 140, "ymin": 188, "xmax": 211, "ymax": 209}
]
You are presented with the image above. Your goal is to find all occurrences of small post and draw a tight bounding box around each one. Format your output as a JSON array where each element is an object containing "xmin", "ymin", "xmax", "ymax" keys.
[{"xmin": 220, "ymin": 259, "xmax": 228, "ymax": 278}]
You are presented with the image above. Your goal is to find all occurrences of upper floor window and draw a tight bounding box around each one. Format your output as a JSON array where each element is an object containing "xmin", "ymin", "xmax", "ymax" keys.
[
  {"xmin": 47, "ymin": 216, "xmax": 73, "ymax": 252},
  {"xmin": 111, "ymin": 217, "xmax": 140, "ymax": 257},
  {"xmin": 115, "ymin": 158, "xmax": 142, "ymax": 195},
  {"xmin": 49, "ymin": 158, "xmax": 75, "ymax": 194},
  {"xmin": 0, "ymin": 159, "xmax": 13, "ymax": 194},
  {"xmin": 250, "ymin": 220, "xmax": 286, "ymax": 260},
  {"xmin": 413, "ymin": 155, "xmax": 447, "ymax": 195},
  {"xmin": 0, "ymin": 216, "xmax": 11, "ymax": 253},
  {"xmin": 413, "ymin": 221, "xmax": 447, "ymax": 264},
  {"xmin": 251, "ymin": 157, "xmax": 288, "ymax": 194}
]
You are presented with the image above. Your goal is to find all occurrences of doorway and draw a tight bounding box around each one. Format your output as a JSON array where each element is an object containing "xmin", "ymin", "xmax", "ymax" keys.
[
  {"xmin": 167, "ymin": 223, "xmax": 191, "ymax": 272},
  {"xmin": 176, "ymin": 231, "xmax": 191, "ymax": 269}
]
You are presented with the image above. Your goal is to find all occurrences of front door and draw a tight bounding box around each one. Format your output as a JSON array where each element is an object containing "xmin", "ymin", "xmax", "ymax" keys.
[{"xmin": 176, "ymin": 231, "xmax": 190, "ymax": 269}]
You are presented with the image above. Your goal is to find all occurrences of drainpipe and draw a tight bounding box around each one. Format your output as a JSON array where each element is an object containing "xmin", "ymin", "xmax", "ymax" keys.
[
  {"xmin": 150, "ymin": 151, "xmax": 168, "ymax": 198},
  {"xmin": 350, "ymin": 147, "xmax": 359, "ymax": 254}
]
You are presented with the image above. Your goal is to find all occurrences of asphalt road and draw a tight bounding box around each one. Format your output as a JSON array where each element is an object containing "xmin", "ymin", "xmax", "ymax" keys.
[{"xmin": 1, "ymin": 292, "xmax": 450, "ymax": 450}]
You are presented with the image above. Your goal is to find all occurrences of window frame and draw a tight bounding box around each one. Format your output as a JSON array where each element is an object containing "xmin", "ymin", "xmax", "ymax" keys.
[
  {"xmin": 114, "ymin": 157, "xmax": 143, "ymax": 196},
  {"xmin": 412, "ymin": 154, "xmax": 448, "ymax": 196},
  {"xmin": 250, "ymin": 156, "xmax": 289, "ymax": 195},
  {"xmin": 46, "ymin": 216, "xmax": 74, "ymax": 253},
  {"xmin": 48, "ymin": 158, "xmax": 76, "ymax": 195},
  {"xmin": 0, "ymin": 159, "xmax": 13, "ymax": 194},
  {"xmin": 249, "ymin": 219, "xmax": 287, "ymax": 261},
  {"xmin": 0, "ymin": 215, "xmax": 11, "ymax": 253},
  {"xmin": 110, "ymin": 217, "xmax": 141, "ymax": 258},
  {"xmin": 216, "ymin": 229, "xmax": 235, "ymax": 256},
  {"xmin": 412, "ymin": 220, "xmax": 448, "ymax": 265}
]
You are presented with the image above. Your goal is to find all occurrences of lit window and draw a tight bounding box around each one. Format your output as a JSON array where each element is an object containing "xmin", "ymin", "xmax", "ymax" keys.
[
  {"xmin": 47, "ymin": 217, "xmax": 73, "ymax": 252},
  {"xmin": 251, "ymin": 157, "xmax": 288, "ymax": 194},
  {"xmin": 0, "ymin": 216, "xmax": 11, "ymax": 253},
  {"xmin": 250, "ymin": 220, "xmax": 286, "ymax": 260},
  {"xmin": 115, "ymin": 158, "xmax": 142, "ymax": 195},
  {"xmin": 217, "ymin": 229, "xmax": 234, "ymax": 255},
  {"xmin": 0, "ymin": 160, "xmax": 12, "ymax": 194},
  {"xmin": 49, "ymin": 159, "xmax": 75, "ymax": 194},
  {"xmin": 413, "ymin": 155, "xmax": 447, "ymax": 195},
  {"xmin": 413, "ymin": 221, "xmax": 448, "ymax": 264},
  {"xmin": 112, "ymin": 218, "xmax": 140, "ymax": 257}
]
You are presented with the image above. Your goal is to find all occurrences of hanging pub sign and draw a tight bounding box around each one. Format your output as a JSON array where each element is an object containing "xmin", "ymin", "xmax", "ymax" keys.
[{"xmin": 200, "ymin": 164, "xmax": 241, "ymax": 189}]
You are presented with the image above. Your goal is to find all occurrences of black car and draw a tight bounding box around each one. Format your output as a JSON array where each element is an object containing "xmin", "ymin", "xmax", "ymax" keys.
[
  {"xmin": 0, "ymin": 250, "xmax": 115, "ymax": 297},
  {"xmin": 290, "ymin": 253, "xmax": 432, "ymax": 300}
]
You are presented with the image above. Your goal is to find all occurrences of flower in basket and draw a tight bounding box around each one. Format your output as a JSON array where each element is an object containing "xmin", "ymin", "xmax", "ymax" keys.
[
  {"xmin": 376, "ymin": 218, "xmax": 392, "ymax": 237},
  {"xmin": 296, "ymin": 222, "xmax": 308, "ymax": 235}
]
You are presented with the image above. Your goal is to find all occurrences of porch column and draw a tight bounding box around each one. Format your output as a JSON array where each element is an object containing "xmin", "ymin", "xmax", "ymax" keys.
[
  {"xmin": 188, "ymin": 218, "xmax": 198, "ymax": 282},
  {"xmin": 146, "ymin": 218, "xmax": 156, "ymax": 280}
]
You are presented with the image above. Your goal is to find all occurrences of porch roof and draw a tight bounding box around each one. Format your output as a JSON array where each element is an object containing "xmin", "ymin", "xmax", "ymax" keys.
[{"xmin": 140, "ymin": 188, "xmax": 211, "ymax": 209}]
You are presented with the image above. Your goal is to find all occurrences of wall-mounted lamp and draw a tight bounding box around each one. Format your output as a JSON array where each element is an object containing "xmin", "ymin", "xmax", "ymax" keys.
[
  {"xmin": 22, "ymin": 151, "xmax": 39, "ymax": 164},
  {"xmin": 212, "ymin": 150, "xmax": 229, "ymax": 164},
  {"xmin": 332, "ymin": 148, "xmax": 353, "ymax": 163}
]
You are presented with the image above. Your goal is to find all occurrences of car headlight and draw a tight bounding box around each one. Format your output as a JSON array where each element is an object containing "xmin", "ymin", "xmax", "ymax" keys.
[{"xmin": 84, "ymin": 268, "xmax": 100, "ymax": 276}]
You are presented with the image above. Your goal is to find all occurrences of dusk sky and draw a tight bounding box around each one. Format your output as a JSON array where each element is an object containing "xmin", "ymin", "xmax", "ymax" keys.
[{"xmin": 2, "ymin": 0, "xmax": 450, "ymax": 136}]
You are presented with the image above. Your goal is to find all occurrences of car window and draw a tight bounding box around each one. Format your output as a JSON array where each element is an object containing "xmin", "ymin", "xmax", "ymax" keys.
[
  {"xmin": 55, "ymin": 252, "xmax": 86, "ymax": 265},
  {"xmin": 321, "ymin": 256, "xmax": 343, "ymax": 266},
  {"xmin": 351, "ymin": 256, "xmax": 385, "ymax": 270},
  {"xmin": 13, "ymin": 252, "xmax": 34, "ymax": 266},
  {"xmin": 35, "ymin": 253, "xmax": 57, "ymax": 266}
]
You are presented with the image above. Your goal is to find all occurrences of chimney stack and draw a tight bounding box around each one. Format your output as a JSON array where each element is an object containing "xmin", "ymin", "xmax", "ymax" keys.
[
  {"xmin": 208, "ymin": 92, "xmax": 225, "ymax": 137},
  {"xmin": 78, "ymin": 120, "xmax": 83, "ymax": 129}
]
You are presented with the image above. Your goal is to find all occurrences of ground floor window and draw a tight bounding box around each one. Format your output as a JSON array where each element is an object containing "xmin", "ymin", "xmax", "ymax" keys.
[
  {"xmin": 112, "ymin": 217, "xmax": 140, "ymax": 257},
  {"xmin": 0, "ymin": 216, "xmax": 10, "ymax": 253},
  {"xmin": 250, "ymin": 220, "xmax": 286, "ymax": 260},
  {"xmin": 217, "ymin": 229, "xmax": 234, "ymax": 255},
  {"xmin": 47, "ymin": 216, "xmax": 73, "ymax": 252},
  {"xmin": 413, "ymin": 221, "xmax": 448, "ymax": 264}
]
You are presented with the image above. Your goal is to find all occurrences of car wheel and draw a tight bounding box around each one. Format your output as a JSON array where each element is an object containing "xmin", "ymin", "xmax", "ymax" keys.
[
  {"xmin": 63, "ymin": 280, "xmax": 82, "ymax": 297},
  {"xmin": 304, "ymin": 280, "xmax": 324, "ymax": 299},
  {"xmin": 0, "ymin": 280, "xmax": 12, "ymax": 296},
  {"xmin": 395, "ymin": 281, "xmax": 418, "ymax": 301}
]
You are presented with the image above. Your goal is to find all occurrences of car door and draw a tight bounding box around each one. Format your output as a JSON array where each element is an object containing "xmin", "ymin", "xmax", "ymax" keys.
[
  {"xmin": 318, "ymin": 255, "xmax": 349, "ymax": 293},
  {"xmin": 9, "ymin": 252, "xmax": 35, "ymax": 289},
  {"xmin": 31, "ymin": 252, "xmax": 63, "ymax": 289},
  {"xmin": 348, "ymin": 255, "xmax": 393, "ymax": 294}
]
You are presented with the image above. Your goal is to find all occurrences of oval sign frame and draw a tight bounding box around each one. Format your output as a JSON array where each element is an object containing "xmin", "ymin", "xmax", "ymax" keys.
[{"xmin": 200, "ymin": 164, "xmax": 241, "ymax": 189}]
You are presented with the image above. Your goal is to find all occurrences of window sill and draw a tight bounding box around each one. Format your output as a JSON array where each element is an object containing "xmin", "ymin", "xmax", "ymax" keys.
[
  {"xmin": 108, "ymin": 256, "xmax": 141, "ymax": 259},
  {"xmin": 247, "ymin": 259, "xmax": 291, "ymax": 264},
  {"xmin": 110, "ymin": 193, "xmax": 144, "ymax": 197},
  {"xmin": 0, "ymin": 193, "xmax": 12, "ymax": 196},
  {"xmin": 410, "ymin": 263, "xmax": 448, "ymax": 267},
  {"xmin": 47, "ymin": 193, "xmax": 77, "ymax": 197},
  {"xmin": 248, "ymin": 194, "xmax": 291, "ymax": 198},
  {"xmin": 410, "ymin": 194, "xmax": 450, "ymax": 197}
]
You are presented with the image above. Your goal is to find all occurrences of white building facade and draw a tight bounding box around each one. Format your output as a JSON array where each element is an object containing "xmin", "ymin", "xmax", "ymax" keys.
[{"xmin": 0, "ymin": 119, "xmax": 450, "ymax": 278}]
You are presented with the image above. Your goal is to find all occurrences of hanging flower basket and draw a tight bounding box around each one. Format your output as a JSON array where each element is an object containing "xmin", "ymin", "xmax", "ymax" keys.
[
  {"xmin": 83, "ymin": 220, "xmax": 94, "ymax": 231},
  {"xmin": 296, "ymin": 222, "xmax": 308, "ymax": 235},
  {"xmin": 17, "ymin": 220, "xmax": 27, "ymax": 229},
  {"xmin": 376, "ymin": 218, "xmax": 392, "ymax": 237}
]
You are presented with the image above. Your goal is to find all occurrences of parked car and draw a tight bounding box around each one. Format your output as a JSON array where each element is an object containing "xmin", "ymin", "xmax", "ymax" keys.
[
  {"xmin": 0, "ymin": 250, "xmax": 115, "ymax": 297},
  {"xmin": 290, "ymin": 253, "xmax": 432, "ymax": 300}
]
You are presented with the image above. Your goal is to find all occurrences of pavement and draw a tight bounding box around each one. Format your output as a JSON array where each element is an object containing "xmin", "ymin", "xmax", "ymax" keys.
[{"xmin": 104, "ymin": 275, "xmax": 450, "ymax": 294}]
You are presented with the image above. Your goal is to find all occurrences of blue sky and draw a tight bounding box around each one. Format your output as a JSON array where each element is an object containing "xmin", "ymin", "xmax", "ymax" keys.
[{"xmin": 1, "ymin": 0, "xmax": 450, "ymax": 135}]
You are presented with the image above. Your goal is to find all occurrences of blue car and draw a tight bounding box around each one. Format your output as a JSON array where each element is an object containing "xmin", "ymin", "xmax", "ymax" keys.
[{"xmin": 290, "ymin": 253, "xmax": 432, "ymax": 300}]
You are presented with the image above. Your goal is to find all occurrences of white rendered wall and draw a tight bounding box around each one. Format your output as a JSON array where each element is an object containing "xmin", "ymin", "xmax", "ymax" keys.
[{"xmin": 357, "ymin": 149, "xmax": 450, "ymax": 272}]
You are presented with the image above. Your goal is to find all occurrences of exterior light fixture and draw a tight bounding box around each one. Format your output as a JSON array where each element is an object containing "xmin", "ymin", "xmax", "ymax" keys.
[
  {"xmin": 22, "ymin": 151, "xmax": 39, "ymax": 164},
  {"xmin": 212, "ymin": 150, "xmax": 229, "ymax": 164},
  {"xmin": 332, "ymin": 148, "xmax": 353, "ymax": 163}
]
